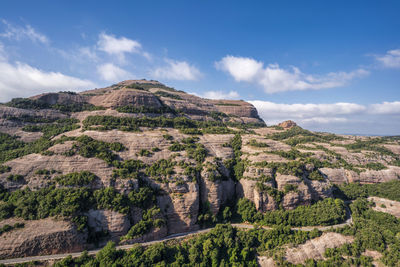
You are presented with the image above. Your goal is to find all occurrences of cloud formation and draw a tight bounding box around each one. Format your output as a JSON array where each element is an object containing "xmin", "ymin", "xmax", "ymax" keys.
[
  {"xmin": 250, "ymin": 100, "xmax": 400, "ymax": 131},
  {"xmin": 375, "ymin": 49, "xmax": 400, "ymax": 68},
  {"xmin": 152, "ymin": 59, "xmax": 202, "ymax": 80},
  {"xmin": 0, "ymin": 61, "xmax": 95, "ymax": 102},
  {"xmin": 97, "ymin": 33, "xmax": 142, "ymax": 62},
  {"xmin": 202, "ymin": 90, "xmax": 240, "ymax": 100},
  {"xmin": 0, "ymin": 19, "xmax": 49, "ymax": 44},
  {"xmin": 216, "ymin": 56, "xmax": 369, "ymax": 93},
  {"xmin": 97, "ymin": 63, "xmax": 132, "ymax": 82}
]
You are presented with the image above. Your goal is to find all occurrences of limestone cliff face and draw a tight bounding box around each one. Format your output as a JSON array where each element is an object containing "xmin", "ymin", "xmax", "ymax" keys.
[
  {"xmin": 0, "ymin": 218, "xmax": 87, "ymax": 258},
  {"xmin": 87, "ymin": 209, "xmax": 131, "ymax": 242}
]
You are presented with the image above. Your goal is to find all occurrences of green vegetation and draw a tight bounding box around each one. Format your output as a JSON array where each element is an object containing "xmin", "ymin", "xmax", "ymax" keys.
[
  {"xmin": 116, "ymin": 105, "xmax": 175, "ymax": 114},
  {"xmin": 237, "ymin": 198, "xmax": 347, "ymax": 227},
  {"xmin": 247, "ymin": 138, "xmax": 269, "ymax": 148},
  {"xmin": 6, "ymin": 174, "xmax": 25, "ymax": 183},
  {"xmin": 0, "ymin": 181, "xmax": 157, "ymax": 233},
  {"xmin": 364, "ymin": 162, "xmax": 387, "ymax": 170},
  {"xmin": 269, "ymin": 148, "xmax": 312, "ymax": 160},
  {"xmin": 112, "ymin": 159, "xmax": 145, "ymax": 179},
  {"xmin": 154, "ymin": 90, "xmax": 183, "ymax": 100},
  {"xmin": 162, "ymin": 134, "xmax": 173, "ymax": 140},
  {"xmin": 64, "ymin": 135, "xmax": 125, "ymax": 165},
  {"xmin": 55, "ymin": 224, "xmax": 321, "ymax": 267},
  {"xmin": 138, "ymin": 149, "xmax": 152, "ymax": 157},
  {"xmin": 55, "ymin": 171, "xmax": 97, "ymax": 186},
  {"xmin": 124, "ymin": 82, "xmax": 178, "ymax": 92},
  {"xmin": 82, "ymin": 115, "xmax": 259, "ymax": 134},
  {"xmin": 145, "ymin": 159, "xmax": 175, "ymax": 181},
  {"xmin": 337, "ymin": 180, "xmax": 400, "ymax": 201},
  {"xmin": 22, "ymin": 118, "xmax": 80, "ymax": 138},
  {"xmin": 343, "ymin": 138, "xmax": 396, "ymax": 157},
  {"xmin": 214, "ymin": 102, "xmax": 241, "ymax": 106},
  {"xmin": 0, "ymin": 222, "xmax": 24, "ymax": 236},
  {"xmin": 267, "ymin": 126, "xmax": 343, "ymax": 145},
  {"xmin": 0, "ymin": 119, "xmax": 80, "ymax": 163},
  {"xmin": 6, "ymin": 97, "xmax": 104, "ymax": 112},
  {"xmin": 122, "ymin": 207, "xmax": 165, "ymax": 240},
  {"xmin": 0, "ymin": 165, "xmax": 11, "ymax": 173},
  {"xmin": 313, "ymin": 199, "xmax": 400, "ymax": 267}
]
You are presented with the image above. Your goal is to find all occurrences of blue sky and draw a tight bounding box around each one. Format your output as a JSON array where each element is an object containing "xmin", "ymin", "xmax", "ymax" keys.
[{"xmin": 1, "ymin": 0, "xmax": 400, "ymax": 135}]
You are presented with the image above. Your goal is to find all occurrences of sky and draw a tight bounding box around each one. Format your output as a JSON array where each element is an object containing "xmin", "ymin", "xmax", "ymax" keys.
[{"xmin": 0, "ymin": 0, "xmax": 400, "ymax": 135}]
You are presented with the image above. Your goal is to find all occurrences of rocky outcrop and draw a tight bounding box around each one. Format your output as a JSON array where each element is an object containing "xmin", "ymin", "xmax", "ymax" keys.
[
  {"xmin": 88, "ymin": 89, "xmax": 162, "ymax": 109},
  {"xmin": 284, "ymin": 232, "xmax": 354, "ymax": 264},
  {"xmin": 87, "ymin": 209, "xmax": 131, "ymax": 241},
  {"xmin": 320, "ymin": 167, "xmax": 400, "ymax": 184},
  {"xmin": 0, "ymin": 154, "xmax": 112, "ymax": 190},
  {"xmin": 278, "ymin": 120, "xmax": 297, "ymax": 129},
  {"xmin": 236, "ymin": 179, "xmax": 278, "ymax": 212},
  {"xmin": 157, "ymin": 181, "xmax": 200, "ymax": 234},
  {"xmin": 31, "ymin": 92, "xmax": 87, "ymax": 105},
  {"xmin": 0, "ymin": 218, "xmax": 87, "ymax": 259}
]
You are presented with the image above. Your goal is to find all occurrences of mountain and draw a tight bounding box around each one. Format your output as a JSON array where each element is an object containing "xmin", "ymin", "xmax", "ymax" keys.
[{"xmin": 0, "ymin": 80, "xmax": 399, "ymax": 265}]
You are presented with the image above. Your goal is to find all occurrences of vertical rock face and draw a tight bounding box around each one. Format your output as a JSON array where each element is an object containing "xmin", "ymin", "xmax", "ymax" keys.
[
  {"xmin": 31, "ymin": 92, "xmax": 87, "ymax": 105},
  {"xmin": 87, "ymin": 209, "xmax": 131, "ymax": 241},
  {"xmin": 276, "ymin": 174, "xmax": 312, "ymax": 210},
  {"xmin": 87, "ymin": 89, "xmax": 163, "ymax": 109},
  {"xmin": 200, "ymin": 163, "xmax": 236, "ymax": 215},
  {"xmin": 0, "ymin": 218, "xmax": 87, "ymax": 258},
  {"xmin": 319, "ymin": 167, "xmax": 400, "ymax": 184},
  {"xmin": 157, "ymin": 181, "xmax": 200, "ymax": 234},
  {"xmin": 236, "ymin": 179, "xmax": 278, "ymax": 212}
]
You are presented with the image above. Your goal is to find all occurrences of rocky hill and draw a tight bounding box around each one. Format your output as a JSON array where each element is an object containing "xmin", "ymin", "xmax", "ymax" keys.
[{"xmin": 0, "ymin": 80, "xmax": 399, "ymax": 262}]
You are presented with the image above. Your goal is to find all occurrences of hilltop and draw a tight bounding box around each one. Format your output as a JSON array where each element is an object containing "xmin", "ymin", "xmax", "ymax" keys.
[{"xmin": 0, "ymin": 80, "xmax": 400, "ymax": 265}]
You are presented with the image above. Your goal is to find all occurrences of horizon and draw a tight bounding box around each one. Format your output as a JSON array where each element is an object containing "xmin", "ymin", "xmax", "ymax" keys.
[{"xmin": 1, "ymin": 1, "xmax": 400, "ymax": 135}]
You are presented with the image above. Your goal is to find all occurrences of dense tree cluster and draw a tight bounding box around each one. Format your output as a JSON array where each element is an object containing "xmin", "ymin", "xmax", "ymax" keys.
[
  {"xmin": 55, "ymin": 171, "xmax": 97, "ymax": 186},
  {"xmin": 55, "ymin": 224, "xmax": 322, "ymax": 267},
  {"xmin": 63, "ymin": 135, "xmax": 125, "ymax": 165},
  {"xmin": 5, "ymin": 97, "xmax": 104, "ymax": 112},
  {"xmin": 237, "ymin": 198, "xmax": 347, "ymax": 227},
  {"xmin": 337, "ymin": 180, "xmax": 400, "ymax": 201},
  {"xmin": 0, "ymin": 118, "xmax": 80, "ymax": 163}
]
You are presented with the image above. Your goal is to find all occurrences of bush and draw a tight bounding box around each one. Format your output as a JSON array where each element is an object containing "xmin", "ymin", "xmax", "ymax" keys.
[
  {"xmin": 55, "ymin": 171, "xmax": 97, "ymax": 186},
  {"xmin": 6, "ymin": 174, "xmax": 25, "ymax": 183},
  {"xmin": 138, "ymin": 149, "xmax": 152, "ymax": 157},
  {"xmin": 247, "ymin": 139, "xmax": 269, "ymax": 148},
  {"xmin": 0, "ymin": 165, "xmax": 11, "ymax": 173}
]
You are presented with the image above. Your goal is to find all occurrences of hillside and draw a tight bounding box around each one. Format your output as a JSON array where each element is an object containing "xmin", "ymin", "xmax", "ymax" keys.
[{"xmin": 0, "ymin": 80, "xmax": 400, "ymax": 266}]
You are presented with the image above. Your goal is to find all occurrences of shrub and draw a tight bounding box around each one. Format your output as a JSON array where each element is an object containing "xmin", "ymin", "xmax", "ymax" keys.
[
  {"xmin": 6, "ymin": 174, "xmax": 25, "ymax": 183},
  {"xmin": 55, "ymin": 171, "xmax": 97, "ymax": 186},
  {"xmin": 0, "ymin": 165, "xmax": 11, "ymax": 173},
  {"xmin": 247, "ymin": 139, "xmax": 269, "ymax": 148}
]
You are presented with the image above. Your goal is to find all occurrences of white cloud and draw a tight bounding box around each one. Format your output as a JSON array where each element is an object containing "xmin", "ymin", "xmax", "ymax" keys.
[
  {"xmin": 250, "ymin": 101, "xmax": 366, "ymax": 121},
  {"xmin": 0, "ymin": 61, "xmax": 95, "ymax": 102},
  {"xmin": 216, "ymin": 55, "xmax": 369, "ymax": 93},
  {"xmin": 152, "ymin": 59, "xmax": 202, "ymax": 80},
  {"xmin": 97, "ymin": 33, "xmax": 142, "ymax": 62},
  {"xmin": 97, "ymin": 63, "xmax": 132, "ymax": 82},
  {"xmin": 202, "ymin": 90, "xmax": 240, "ymax": 100},
  {"xmin": 375, "ymin": 49, "xmax": 400, "ymax": 68},
  {"xmin": 249, "ymin": 100, "xmax": 400, "ymax": 133},
  {"xmin": 0, "ymin": 19, "xmax": 49, "ymax": 44},
  {"xmin": 369, "ymin": 101, "xmax": 400, "ymax": 114},
  {"xmin": 215, "ymin": 56, "xmax": 262, "ymax": 82}
]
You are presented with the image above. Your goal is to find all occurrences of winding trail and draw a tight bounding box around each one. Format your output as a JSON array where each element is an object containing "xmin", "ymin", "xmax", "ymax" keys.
[{"xmin": 0, "ymin": 206, "xmax": 353, "ymax": 265}]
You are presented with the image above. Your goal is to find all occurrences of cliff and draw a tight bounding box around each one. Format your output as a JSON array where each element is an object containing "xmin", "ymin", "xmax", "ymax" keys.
[{"xmin": 0, "ymin": 80, "xmax": 399, "ymax": 258}]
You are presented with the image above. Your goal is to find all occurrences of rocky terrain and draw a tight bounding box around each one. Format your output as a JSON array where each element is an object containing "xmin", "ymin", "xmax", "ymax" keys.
[{"xmin": 0, "ymin": 80, "xmax": 399, "ymax": 263}]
